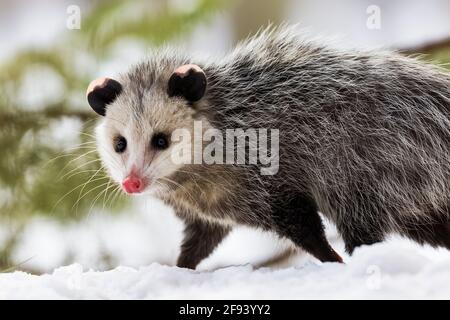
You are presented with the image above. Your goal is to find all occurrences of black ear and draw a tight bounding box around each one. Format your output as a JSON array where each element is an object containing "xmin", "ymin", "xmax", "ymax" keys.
[
  {"xmin": 86, "ymin": 77, "xmax": 122, "ymax": 116},
  {"xmin": 168, "ymin": 64, "xmax": 207, "ymax": 102}
]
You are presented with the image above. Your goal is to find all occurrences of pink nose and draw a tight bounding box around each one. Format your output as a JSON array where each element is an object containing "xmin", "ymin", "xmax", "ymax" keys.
[{"xmin": 122, "ymin": 175, "xmax": 144, "ymax": 194}]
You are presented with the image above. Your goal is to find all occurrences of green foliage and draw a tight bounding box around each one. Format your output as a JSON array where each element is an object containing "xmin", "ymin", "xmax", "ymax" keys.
[
  {"xmin": 82, "ymin": 0, "xmax": 226, "ymax": 54},
  {"xmin": 427, "ymin": 50, "xmax": 450, "ymax": 70},
  {"xmin": 412, "ymin": 42, "xmax": 450, "ymax": 70}
]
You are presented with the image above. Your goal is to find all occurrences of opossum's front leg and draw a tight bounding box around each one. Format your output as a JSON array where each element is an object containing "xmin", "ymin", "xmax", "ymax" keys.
[
  {"xmin": 177, "ymin": 219, "xmax": 231, "ymax": 269},
  {"xmin": 272, "ymin": 194, "xmax": 343, "ymax": 263}
]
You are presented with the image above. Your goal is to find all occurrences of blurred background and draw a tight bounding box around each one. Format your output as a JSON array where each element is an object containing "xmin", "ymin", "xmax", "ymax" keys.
[{"xmin": 0, "ymin": 0, "xmax": 449, "ymax": 274}]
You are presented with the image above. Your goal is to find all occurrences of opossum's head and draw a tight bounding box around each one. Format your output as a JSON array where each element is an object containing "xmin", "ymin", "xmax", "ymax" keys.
[{"xmin": 87, "ymin": 63, "xmax": 208, "ymax": 195}]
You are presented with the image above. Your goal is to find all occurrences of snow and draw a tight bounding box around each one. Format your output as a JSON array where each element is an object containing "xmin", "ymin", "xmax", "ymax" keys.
[
  {"xmin": 9, "ymin": 197, "xmax": 300, "ymax": 274},
  {"xmin": 2, "ymin": 236, "xmax": 450, "ymax": 299},
  {"xmin": 3, "ymin": 198, "xmax": 450, "ymax": 299},
  {"xmin": 10, "ymin": 199, "xmax": 183, "ymax": 272}
]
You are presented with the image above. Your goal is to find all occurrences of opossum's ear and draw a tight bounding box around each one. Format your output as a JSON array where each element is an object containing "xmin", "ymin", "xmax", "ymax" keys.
[
  {"xmin": 168, "ymin": 64, "xmax": 207, "ymax": 102},
  {"xmin": 86, "ymin": 77, "xmax": 122, "ymax": 116}
]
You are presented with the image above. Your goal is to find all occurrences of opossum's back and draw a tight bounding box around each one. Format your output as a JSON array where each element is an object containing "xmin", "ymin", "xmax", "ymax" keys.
[
  {"xmin": 307, "ymin": 66, "xmax": 450, "ymax": 220},
  {"xmin": 208, "ymin": 28, "xmax": 450, "ymax": 218}
]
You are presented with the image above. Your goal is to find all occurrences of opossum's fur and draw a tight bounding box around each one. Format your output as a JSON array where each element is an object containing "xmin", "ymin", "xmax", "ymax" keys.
[{"xmin": 95, "ymin": 26, "xmax": 450, "ymax": 268}]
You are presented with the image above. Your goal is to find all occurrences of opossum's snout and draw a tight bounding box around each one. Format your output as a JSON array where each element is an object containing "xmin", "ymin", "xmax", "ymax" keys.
[{"xmin": 122, "ymin": 175, "xmax": 147, "ymax": 194}]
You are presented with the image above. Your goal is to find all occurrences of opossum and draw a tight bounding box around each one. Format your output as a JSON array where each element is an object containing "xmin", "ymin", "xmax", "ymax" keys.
[{"xmin": 87, "ymin": 26, "xmax": 450, "ymax": 269}]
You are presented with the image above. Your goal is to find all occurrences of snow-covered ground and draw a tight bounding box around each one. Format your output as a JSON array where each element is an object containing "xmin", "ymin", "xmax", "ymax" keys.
[
  {"xmin": 2, "ymin": 200, "xmax": 450, "ymax": 300},
  {"xmin": 3, "ymin": 198, "xmax": 302, "ymax": 273},
  {"xmin": 1, "ymin": 238, "xmax": 450, "ymax": 299}
]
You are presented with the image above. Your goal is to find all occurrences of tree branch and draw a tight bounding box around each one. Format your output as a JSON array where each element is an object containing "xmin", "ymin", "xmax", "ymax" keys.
[{"xmin": 0, "ymin": 105, "xmax": 94, "ymax": 126}]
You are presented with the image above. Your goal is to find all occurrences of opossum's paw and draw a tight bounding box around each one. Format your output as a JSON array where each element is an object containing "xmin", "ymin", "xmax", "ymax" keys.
[
  {"xmin": 330, "ymin": 249, "xmax": 344, "ymax": 264},
  {"xmin": 299, "ymin": 238, "xmax": 345, "ymax": 264},
  {"xmin": 315, "ymin": 245, "xmax": 344, "ymax": 264},
  {"xmin": 176, "ymin": 257, "xmax": 197, "ymax": 270}
]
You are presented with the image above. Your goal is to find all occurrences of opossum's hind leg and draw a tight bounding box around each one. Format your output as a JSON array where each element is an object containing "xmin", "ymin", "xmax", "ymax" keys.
[
  {"xmin": 271, "ymin": 194, "xmax": 343, "ymax": 263},
  {"xmin": 177, "ymin": 219, "xmax": 231, "ymax": 269},
  {"xmin": 400, "ymin": 216, "xmax": 450, "ymax": 249},
  {"xmin": 339, "ymin": 223, "xmax": 385, "ymax": 254},
  {"xmin": 332, "ymin": 194, "xmax": 386, "ymax": 254}
]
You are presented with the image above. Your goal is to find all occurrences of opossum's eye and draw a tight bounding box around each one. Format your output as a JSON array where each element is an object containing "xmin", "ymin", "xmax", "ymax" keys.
[
  {"xmin": 151, "ymin": 133, "xmax": 169, "ymax": 150},
  {"xmin": 168, "ymin": 64, "xmax": 207, "ymax": 102},
  {"xmin": 86, "ymin": 77, "xmax": 122, "ymax": 116},
  {"xmin": 114, "ymin": 135, "xmax": 127, "ymax": 153}
]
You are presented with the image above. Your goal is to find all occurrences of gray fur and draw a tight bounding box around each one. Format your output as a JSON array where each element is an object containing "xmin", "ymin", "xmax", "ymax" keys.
[{"xmin": 94, "ymin": 26, "xmax": 450, "ymax": 268}]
